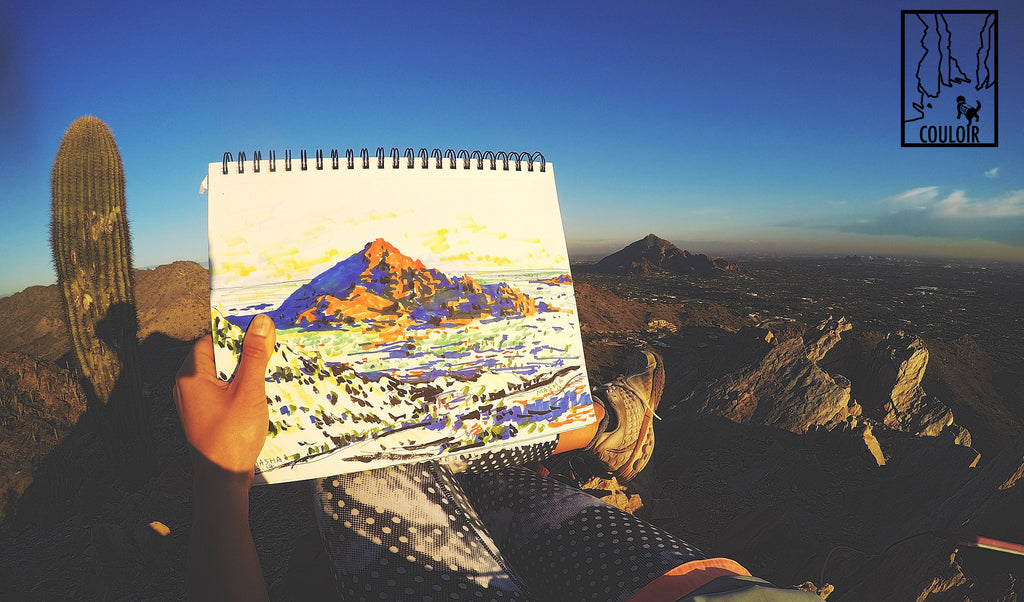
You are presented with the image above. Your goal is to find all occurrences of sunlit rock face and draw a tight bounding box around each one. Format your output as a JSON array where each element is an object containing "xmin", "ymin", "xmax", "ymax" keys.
[
  {"xmin": 867, "ymin": 331, "xmax": 961, "ymax": 439},
  {"xmin": 684, "ymin": 332, "xmax": 858, "ymax": 434}
]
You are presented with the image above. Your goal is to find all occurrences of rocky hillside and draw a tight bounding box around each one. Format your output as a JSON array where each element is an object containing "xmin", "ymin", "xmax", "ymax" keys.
[
  {"xmin": 1, "ymin": 262, "xmax": 1021, "ymax": 600},
  {"xmin": 0, "ymin": 260, "xmax": 209, "ymax": 362},
  {"xmin": 593, "ymin": 233, "xmax": 739, "ymax": 275},
  {"xmin": 573, "ymin": 287, "xmax": 1022, "ymax": 601}
]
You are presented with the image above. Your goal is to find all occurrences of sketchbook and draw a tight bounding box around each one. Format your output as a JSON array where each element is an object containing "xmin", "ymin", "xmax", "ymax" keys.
[{"xmin": 204, "ymin": 148, "xmax": 596, "ymax": 484}]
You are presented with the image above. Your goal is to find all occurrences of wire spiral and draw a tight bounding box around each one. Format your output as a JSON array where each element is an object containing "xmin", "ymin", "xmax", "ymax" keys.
[{"xmin": 222, "ymin": 148, "xmax": 545, "ymax": 174}]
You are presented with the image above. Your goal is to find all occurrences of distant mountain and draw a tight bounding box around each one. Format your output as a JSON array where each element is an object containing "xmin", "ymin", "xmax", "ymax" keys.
[
  {"xmin": 594, "ymin": 234, "xmax": 739, "ymax": 275},
  {"xmin": 248, "ymin": 239, "xmax": 539, "ymax": 330}
]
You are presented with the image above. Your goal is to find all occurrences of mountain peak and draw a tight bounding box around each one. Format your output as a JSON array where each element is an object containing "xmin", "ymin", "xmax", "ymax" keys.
[
  {"xmin": 361, "ymin": 238, "xmax": 426, "ymax": 272},
  {"xmin": 363, "ymin": 237, "xmax": 401, "ymax": 258},
  {"xmin": 595, "ymin": 234, "xmax": 738, "ymax": 275},
  {"xmin": 255, "ymin": 239, "xmax": 539, "ymax": 330}
]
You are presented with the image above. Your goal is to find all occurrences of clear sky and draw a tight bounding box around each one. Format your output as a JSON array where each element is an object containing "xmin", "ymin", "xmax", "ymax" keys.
[{"xmin": 1, "ymin": 0, "xmax": 1022, "ymax": 296}]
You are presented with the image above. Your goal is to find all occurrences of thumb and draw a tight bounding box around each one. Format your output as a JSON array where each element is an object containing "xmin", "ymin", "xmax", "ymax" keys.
[{"xmin": 231, "ymin": 314, "xmax": 276, "ymax": 400}]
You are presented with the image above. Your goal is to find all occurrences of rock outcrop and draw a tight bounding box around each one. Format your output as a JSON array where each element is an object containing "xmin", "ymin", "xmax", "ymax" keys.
[
  {"xmin": 803, "ymin": 315, "xmax": 852, "ymax": 364},
  {"xmin": 865, "ymin": 331, "xmax": 967, "ymax": 442},
  {"xmin": 673, "ymin": 313, "xmax": 983, "ymax": 476},
  {"xmin": 685, "ymin": 333, "xmax": 861, "ymax": 434}
]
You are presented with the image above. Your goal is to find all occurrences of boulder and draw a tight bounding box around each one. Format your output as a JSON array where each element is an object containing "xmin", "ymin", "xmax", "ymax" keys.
[
  {"xmin": 867, "ymin": 332, "xmax": 967, "ymax": 441},
  {"xmin": 804, "ymin": 315, "xmax": 852, "ymax": 364},
  {"xmin": 869, "ymin": 331, "xmax": 929, "ymax": 412},
  {"xmin": 685, "ymin": 337, "xmax": 859, "ymax": 433}
]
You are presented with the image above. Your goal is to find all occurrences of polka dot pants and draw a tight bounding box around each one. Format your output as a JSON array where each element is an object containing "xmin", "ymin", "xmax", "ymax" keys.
[
  {"xmin": 313, "ymin": 451, "xmax": 705, "ymax": 601},
  {"xmin": 460, "ymin": 468, "xmax": 705, "ymax": 601}
]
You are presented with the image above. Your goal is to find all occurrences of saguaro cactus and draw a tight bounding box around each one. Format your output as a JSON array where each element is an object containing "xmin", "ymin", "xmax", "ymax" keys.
[{"xmin": 50, "ymin": 116, "xmax": 150, "ymax": 467}]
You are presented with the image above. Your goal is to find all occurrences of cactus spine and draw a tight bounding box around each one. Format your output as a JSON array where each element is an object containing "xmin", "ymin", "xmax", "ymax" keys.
[{"xmin": 50, "ymin": 116, "xmax": 151, "ymax": 467}]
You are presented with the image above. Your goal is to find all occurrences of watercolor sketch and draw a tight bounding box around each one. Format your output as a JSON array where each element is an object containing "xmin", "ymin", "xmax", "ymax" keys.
[{"xmin": 206, "ymin": 160, "xmax": 595, "ymax": 483}]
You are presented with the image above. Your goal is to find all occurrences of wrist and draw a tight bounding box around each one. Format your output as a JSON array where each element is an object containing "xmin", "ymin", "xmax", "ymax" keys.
[
  {"xmin": 191, "ymin": 449, "xmax": 255, "ymax": 499},
  {"xmin": 191, "ymin": 462, "xmax": 252, "ymax": 536}
]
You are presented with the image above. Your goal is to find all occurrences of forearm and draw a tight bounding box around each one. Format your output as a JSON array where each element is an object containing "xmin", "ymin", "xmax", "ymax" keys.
[{"xmin": 188, "ymin": 461, "xmax": 269, "ymax": 602}]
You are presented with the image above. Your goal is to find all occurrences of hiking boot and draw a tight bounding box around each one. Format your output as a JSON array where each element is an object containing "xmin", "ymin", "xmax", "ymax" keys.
[{"xmin": 587, "ymin": 349, "xmax": 664, "ymax": 481}]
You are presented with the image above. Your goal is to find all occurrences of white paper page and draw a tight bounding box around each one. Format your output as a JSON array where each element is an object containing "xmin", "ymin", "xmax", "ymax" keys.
[{"xmin": 206, "ymin": 156, "xmax": 595, "ymax": 483}]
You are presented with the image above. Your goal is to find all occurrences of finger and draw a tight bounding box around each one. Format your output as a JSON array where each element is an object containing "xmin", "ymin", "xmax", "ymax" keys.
[
  {"xmin": 230, "ymin": 314, "xmax": 276, "ymax": 401},
  {"xmin": 175, "ymin": 335, "xmax": 214, "ymax": 384}
]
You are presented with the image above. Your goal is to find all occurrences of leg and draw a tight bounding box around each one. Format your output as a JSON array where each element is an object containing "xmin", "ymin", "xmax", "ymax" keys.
[
  {"xmin": 312, "ymin": 348, "xmax": 702, "ymax": 600},
  {"xmin": 453, "ymin": 350, "xmax": 746, "ymax": 600},
  {"xmin": 313, "ymin": 461, "xmax": 535, "ymax": 601},
  {"xmin": 458, "ymin": 467, "xmax": 742, "ymax": 602}
]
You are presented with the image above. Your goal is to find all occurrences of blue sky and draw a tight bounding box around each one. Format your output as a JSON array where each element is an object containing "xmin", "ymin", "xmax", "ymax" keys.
[{"xmin": 1, "ymin": 0, "xmax": 1022, "ymax": 296}]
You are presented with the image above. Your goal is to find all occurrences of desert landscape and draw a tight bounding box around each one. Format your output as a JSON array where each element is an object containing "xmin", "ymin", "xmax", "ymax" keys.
[
  {"xmin": 1, "ymin": 235, "xmax": 1023, "ymax": 600},
  {"xmin": 7, "ymin": 5, "xmax": 1022, "ymax": 600}
]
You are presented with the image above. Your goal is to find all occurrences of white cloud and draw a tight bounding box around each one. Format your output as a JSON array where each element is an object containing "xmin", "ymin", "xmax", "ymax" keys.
[
  {"xmin": 985, "ymin": 167, "xmax": 999, "ymax": 178},
  {"xmin": 886, "ymin": 186, "xmax": 939, "ymax": 211},
  {"xmin": 883, "ymin": 187, "xmax": 1024, "ymax": 219},
  {"xmin": 932, "ymin": 190, "xmax": 1024, "ymax": 218},
  {"xmin": 931, "ymin": 190, "xmax": 970, "ymax": 217}
]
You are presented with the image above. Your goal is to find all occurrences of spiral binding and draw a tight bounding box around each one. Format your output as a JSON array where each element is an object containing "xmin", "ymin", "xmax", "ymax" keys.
[{"xmin": 222, "ymin": 148, "xmax": 545, "ymax": 175}]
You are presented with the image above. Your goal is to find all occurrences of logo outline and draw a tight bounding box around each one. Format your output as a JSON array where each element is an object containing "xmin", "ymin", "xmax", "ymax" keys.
[{"xmin": 901, "ymin": 9, "xmax": 998, "ymax": 147}]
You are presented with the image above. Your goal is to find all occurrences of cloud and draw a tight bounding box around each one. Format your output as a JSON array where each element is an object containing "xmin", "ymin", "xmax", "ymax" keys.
[
  {"xmin": 932, "ymin": 190, "xmax": 1024, "ymax": 218},
  {"xmin": 985, "ymin": 167, "xmax": 999, "ymax": 178},
  {"xmin": 881, "ymin": 187, "xmax": 1024, "ymax": 220},
  {"xmin": 886, "ymin": 187, "xmax": 939, "ymax": 211},
  {"xmin": 930, "ymin": 190, "xmax": 970, "ymax": 218},
  {"xmin": 824, "ymin": 187, "xmax": 1024, "ymax": 248}
]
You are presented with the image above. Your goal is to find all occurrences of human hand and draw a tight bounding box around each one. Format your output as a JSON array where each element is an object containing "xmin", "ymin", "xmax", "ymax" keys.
[{"xmin": 174, "ymin": 314, "xmax": 276, "ymax": 480}]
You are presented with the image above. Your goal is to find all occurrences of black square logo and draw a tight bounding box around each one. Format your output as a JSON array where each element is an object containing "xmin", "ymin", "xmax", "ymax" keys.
[{"xmin": 902, "ymin": 10, "xmax": 998, "ymax": 147}]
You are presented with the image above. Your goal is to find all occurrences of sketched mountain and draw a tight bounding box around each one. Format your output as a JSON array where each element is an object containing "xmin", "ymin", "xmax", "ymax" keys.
[{"xmin": 244, "ymin": 238, "xmax": 538, "ymax": 330}]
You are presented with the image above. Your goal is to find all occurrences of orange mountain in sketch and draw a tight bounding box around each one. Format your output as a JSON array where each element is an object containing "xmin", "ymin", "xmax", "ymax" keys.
[{"xmin": 227, "ymin": 239, "xmax": 564, "ymax": 344}]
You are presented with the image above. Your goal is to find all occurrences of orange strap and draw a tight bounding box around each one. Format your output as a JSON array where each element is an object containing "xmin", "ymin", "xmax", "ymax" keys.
[{"xmin": 627, "ymin": 557, "xmax": 750, "ymax": 602}]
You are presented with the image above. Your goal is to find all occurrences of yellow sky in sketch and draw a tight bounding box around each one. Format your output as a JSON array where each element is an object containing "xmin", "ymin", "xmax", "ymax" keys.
[{"xmin": 208, "ymin": 163, "xmax": 569, "ymax": 286}]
